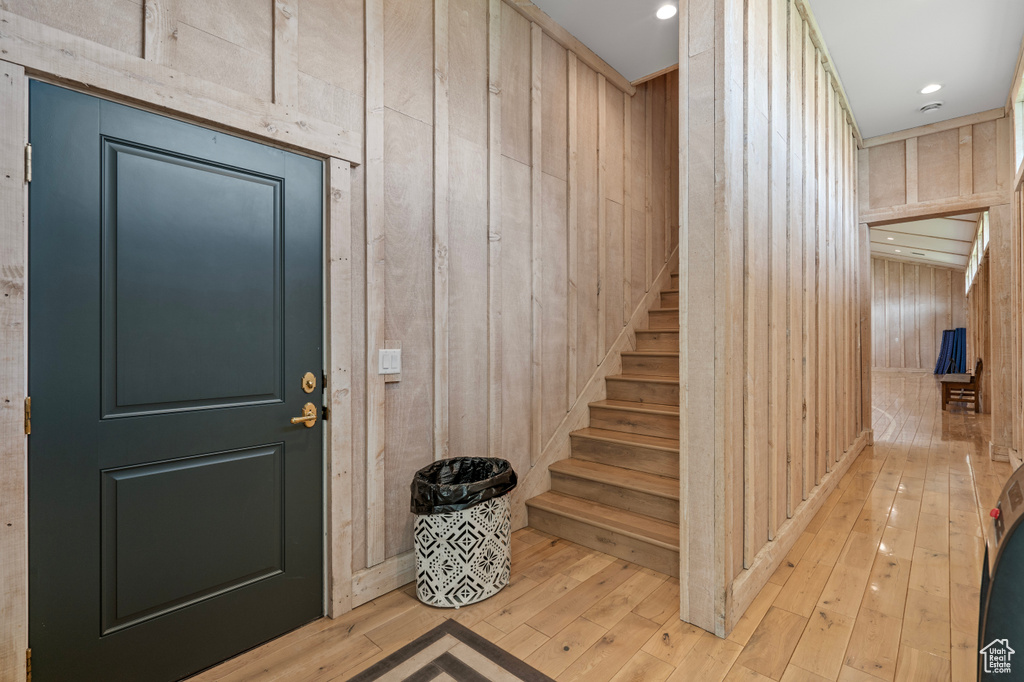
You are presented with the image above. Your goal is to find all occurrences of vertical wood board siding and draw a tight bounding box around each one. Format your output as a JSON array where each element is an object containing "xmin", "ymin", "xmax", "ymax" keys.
[
  {"xmin": 870, "ymin": 257, "xmax": 967, "ymax": 370},
  {"xmin": 678, "ymin": 0, "xmax": 868, "ymax": 636}
]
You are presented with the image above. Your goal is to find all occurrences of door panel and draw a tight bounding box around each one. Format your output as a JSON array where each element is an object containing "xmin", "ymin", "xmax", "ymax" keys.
[
  {"xmin": 106, "ymin": 141, "xmax": 283, "ymax": 414},
  {"xmin": 28, "ymin": 81, "xmax": 324, "ymax": 682}
]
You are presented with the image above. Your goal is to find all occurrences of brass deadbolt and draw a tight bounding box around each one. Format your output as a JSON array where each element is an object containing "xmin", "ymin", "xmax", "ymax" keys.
[{"xmin": 302, "ymin": 372, "xmax": 317, "ymax": 394}]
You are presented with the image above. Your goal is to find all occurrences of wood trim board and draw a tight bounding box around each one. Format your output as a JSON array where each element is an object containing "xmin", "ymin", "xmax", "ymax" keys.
[
  {"xmin": 0, "ymin": 60, "xmax": 28, "ymax": 682},
  {"xmin": 0, "ymin": 9, "xmax": 362, "ymax": 163}
]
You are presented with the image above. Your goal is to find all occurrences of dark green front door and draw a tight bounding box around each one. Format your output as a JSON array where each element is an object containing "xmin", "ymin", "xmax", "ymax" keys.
[{"xmin": 28, "ymin": 82, "xmax": 324, "ymax": 681}]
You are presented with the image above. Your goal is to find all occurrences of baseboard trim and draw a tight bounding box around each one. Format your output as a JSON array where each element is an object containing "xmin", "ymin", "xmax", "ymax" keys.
[
  {"xmin": 350, "ymin": 551, "xmax": 415, "ymax": 608},
  {"xmin": 990, "ymin": 442, "xmax": 1012, "ymax": 463},
  {"xmin": 723, "ymin": 429, "xmax": 871, "ymax": 634}
]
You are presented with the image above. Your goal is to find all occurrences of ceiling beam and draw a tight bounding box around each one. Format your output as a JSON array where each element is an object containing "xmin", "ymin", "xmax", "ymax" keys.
[
  {"xmin": 870, "ymin": 253, "xmax": 967, "ymax": 272},
  {"xmin": 861, "ymin": 108, "xmax": 1006, "ymax": 148}
]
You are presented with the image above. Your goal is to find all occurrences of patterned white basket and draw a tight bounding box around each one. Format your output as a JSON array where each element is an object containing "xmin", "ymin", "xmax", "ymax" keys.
[{"xmin": 413, "ymin": 494, "xmax": 512, "ymax": 608}]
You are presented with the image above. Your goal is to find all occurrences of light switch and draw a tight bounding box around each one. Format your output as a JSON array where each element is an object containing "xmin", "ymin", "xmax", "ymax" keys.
[{"xmin": 379, "ymin": 348, "xmax": 401, "ymax": 375}]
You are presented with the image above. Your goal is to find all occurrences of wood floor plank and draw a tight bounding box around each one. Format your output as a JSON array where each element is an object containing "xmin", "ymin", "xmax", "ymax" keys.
[
  {"xmin": 632, "ymin": 577, "xmax": 681, "ymax": 624},
  {"xmin": 608, "ymin": 650, "xmax": 676, "ymax": 682},
  {"xmin": 843, "ymin": 607, "xmax": 902, "ymax": 680},
  {"xmin": 733, "ymin": 606, "xmax": 808, "ymax": 679},
  {"xmin": 900, "ymin": 588, "xmax": 951, "ymax": 659},
  {"xmin": 485, "ymin": 572, "xmax": 581, "ymax": 634},
  {"xmin": 582, "ymin": 568, "xmax": 667, "ymax": 629},
  {"xmin": 641, "ymin": 613, "xmax": 705, "ymax": 667},
  {"xmin": 893, "ymin": 645, "xmax": 951, "ymax": 680},
  {"xmin": 524, "ymin": 616, "xmax": 607, "ymax": 678},
  {"xmin": 788, "ymin": 608, "xmax": 856, "ymax": 679},
  {"xmin": 663, "ymin": 631, "xmax": 743, "ymax": 681},
  {"xmin": 497, "ymin": 624, "xmax": 550, "ymax": 660},
  {"xmin": 557, "ymin": 612, "xmax": 661, "ymax": 682},
  {"xmin": 727, "ymin": 582, "xmax": 783, "ymax": 647}
]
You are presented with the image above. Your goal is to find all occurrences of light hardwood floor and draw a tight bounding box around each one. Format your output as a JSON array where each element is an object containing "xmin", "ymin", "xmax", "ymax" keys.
[{"xmin": 189, "ymin": 371, "xmax": 1009, "ymax": 682}]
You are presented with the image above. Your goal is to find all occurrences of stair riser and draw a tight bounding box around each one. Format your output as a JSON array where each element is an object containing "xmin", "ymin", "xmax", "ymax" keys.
[
  {"xmin": 606, "ymin": 379, "xmax": 679, "ymax": 405},
  {"xmin": 589, "ymin": 407, "xmax": 679, "ymax": 439},
  {"xmin": 635, "ymin": 331, "xmax": 679, "ymax": 352},
  {"xmin": 526, "ymin": 507, "xmax": 679, "ymax": 577},
  {"xmin": 550, "ymin": 472, "xmax": 678, "ymax": 523},
  {"xmin": 670, "ymin": 273, "xmax": 679, "ymax": 288},
  {"xmin": 570, "ymin": 436, "xmax": 678, "ymax": 479},
  {"xmin": 660, "ymin": 291, "xmax": 679, "ymax": 307},
  {"xmin": 621, "ymin": 355, "xmax": 678, "ymax": 377},
  {"xmin": 648, "ymin": 310, "xmax": 678, "ymax": 329}
]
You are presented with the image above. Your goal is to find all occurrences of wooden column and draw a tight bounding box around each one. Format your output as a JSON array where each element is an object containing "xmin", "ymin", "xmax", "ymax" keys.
[
  {"xmin": 487, "ymin": 0, "xmax": 503, "ymax": 458},
  {"xmin": 364, "ymin": 0, "xmax": 386, "ymax": 567},
  {"xmin": 433, "ymin": 0, "xmax": 450, "ymax": 461},
  {"xmin": 530, "ymin": 22, "xmax": 543, "ymax": 465},
  {"xmin": 0, "ymin": 61, "xmax": 27, "ymax": 682},
  {"xmin": 326, "ymin": 160, "xmax": 354, "ymax": 617},
  {"xmin": 860, "ymin": 224, "xmax": 872, "ymax": 442},
  {"xmin": 989, "ymin": 203, "xmax": 1014, "ymax": 462}
]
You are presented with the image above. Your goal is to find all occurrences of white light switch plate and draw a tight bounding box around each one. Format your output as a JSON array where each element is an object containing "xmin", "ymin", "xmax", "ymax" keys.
[{"xmin": 379, "ymin": 348, "xmax": 401, "ymax": 375}]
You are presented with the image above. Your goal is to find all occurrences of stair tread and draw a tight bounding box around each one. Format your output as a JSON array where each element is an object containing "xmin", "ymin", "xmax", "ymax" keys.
[
  {"xmin": 571, "ymin": 427, "xmax": 680, "ymax": 450},
  {"xmin": 620, "ymin": 350, "xmax": 679, "ymax": 357},
  {"xmin": 550, "ymin": 459, "xmax": 678, "ymax": 499},
  {"xmin": 527, "ymin": 492, "xmax": 679, "ymax": 549},
  {"xmin": 606, "ymin": 374, "xmax": 679, "ymax": 384},
  {"xmin": 589, "ymin": 399, "xmax": 679, "ymax": 415}
]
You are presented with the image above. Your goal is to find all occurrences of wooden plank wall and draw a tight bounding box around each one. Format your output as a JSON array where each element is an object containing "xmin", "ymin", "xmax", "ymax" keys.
[
  {"xmin": 678, "ymin": 0, "xmax": 869, "ymax": 636},
  {"xmin": 859, "ymin": 110, "xmax": 1014, "ymax": 226},
  {"xmin": 869, "ymin": 257, "xmax": 967, "ymax": 371},
  {"xmin": 967, "ymin": 258, "xmax": 992, "ymax": 413},
  {"xmin": 0, "ymin": 0, "xmax": 678, "ymax": 621}
]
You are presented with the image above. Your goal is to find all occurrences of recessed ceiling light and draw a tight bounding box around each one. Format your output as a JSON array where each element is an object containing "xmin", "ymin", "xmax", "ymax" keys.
[
  {"xmin": 920, "ymin": 84, "xmax": 942, "ymax": 94},
  {"xmin": 895, "ymin": 249, "xmax": 902, "ymax": 253},
  {"xmin": 887, "ymin": 237, "xmax": 894, "ymax": 240},
  {"xmin": 656, "ymin": 4, "xmax": 677, "ymax": 19}
]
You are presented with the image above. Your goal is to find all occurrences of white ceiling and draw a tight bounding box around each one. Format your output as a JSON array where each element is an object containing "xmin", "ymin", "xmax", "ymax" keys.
[
  {"xmin": 530, "ymin": 0, "xmax": 678, "ymax": 83},
  {"xmin": 529, "ymin": 1, "xmax": 1024, "ymax": 140},
  {"xmin": 807, "ymin": 0, "xmax": 1024, "ymax": 139},
  {"xmin": 870, "ymin": 214, "xmax": 979, "ymax": 269}
]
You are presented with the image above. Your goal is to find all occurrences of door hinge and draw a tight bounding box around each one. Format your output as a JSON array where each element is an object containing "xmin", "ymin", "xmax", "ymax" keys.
[
  {"xmin": 24, "ymin": 143, "xmax": 31, "ymax": 183},
  {"xmin": 24, "ymin": 397, "xmax": 31, "ymax": 435},
  {"xmin": 321, "ymin": 405, "xmax": 330, "ymax": 422},
  {"xmin": 25, "ymin": 648, "xmax": 31, "ymax": 682},
  {"xmin": 322, "ymin": 371, "xmax": 327, "ymax": 393}
]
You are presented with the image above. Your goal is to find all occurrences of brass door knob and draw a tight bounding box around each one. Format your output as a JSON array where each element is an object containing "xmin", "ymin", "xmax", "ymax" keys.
[{"xmin": 291, "ymin": 402, "xmax": 317, "ymax": 427}]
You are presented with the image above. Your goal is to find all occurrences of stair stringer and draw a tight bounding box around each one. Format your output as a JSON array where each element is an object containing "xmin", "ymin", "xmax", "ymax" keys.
[{"xmin": 509, "ymin": 246, "xmax": 679, "ymax": 530}]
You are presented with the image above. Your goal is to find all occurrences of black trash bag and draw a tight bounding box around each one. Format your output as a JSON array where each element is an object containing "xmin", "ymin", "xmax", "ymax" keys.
[{"xmin": 410, "ymin": 457, "xmax": 518, "ymax": 514}]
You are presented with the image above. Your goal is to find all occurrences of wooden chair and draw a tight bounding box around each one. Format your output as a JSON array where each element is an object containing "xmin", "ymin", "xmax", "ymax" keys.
[{"xmin": 941, "ymin": 358, "xmax": 982, "ymax": 412}]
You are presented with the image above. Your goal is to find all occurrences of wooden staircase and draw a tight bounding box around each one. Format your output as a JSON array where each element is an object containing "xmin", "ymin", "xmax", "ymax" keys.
[{"xmin": 526, "ymin": 270, "xmax": 680, "ymax": 577}]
